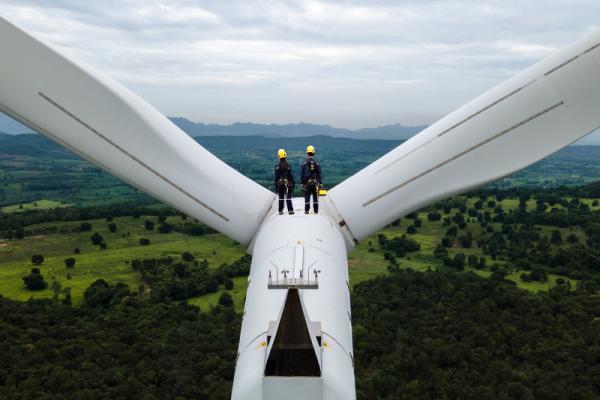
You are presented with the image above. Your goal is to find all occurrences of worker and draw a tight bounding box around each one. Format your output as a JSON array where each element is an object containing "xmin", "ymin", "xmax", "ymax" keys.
[
  {"xmin": 301, "ymin": 145, "xmax": 322, "ymax": 214},
  {"xmin": 274, "ymin": 148, "xmax": 295, "ymax": 215}
]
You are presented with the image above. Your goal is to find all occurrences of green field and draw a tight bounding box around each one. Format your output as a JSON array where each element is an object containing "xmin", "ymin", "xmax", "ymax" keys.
[
  {"xmin": 0, "ymin": 196, "xmax": 581, "ymax": 311},
  {"xmin": 0, "ymin": 215, "xmax": 245, "ymax": 305},
  {"xmin": 1, "ymin": 199, "xmax": 70, "ymax": 213}
]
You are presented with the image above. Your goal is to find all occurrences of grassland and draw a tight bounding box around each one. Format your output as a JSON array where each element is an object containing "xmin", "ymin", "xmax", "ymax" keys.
[
  {"xmin": 0, "ymin": 196, "xmax": 581, "ymax": 312},
  {"xmin": 1, "ymin": 199, "xmax": 71, "ymax": 213},
  {"xmin": 0, "ymin": 215, "xmax": 245, "ymax": 305}
]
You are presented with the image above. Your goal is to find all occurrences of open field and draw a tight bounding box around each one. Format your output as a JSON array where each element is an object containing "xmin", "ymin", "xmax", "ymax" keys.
[
  {"xmin": 1, "ymin": 199, "xmax": 71, "ymax": 213},
  {"xmin": 0, "ymin": 196, "xmax": 582, "ymax": 311},
  {"xmin": 0, "ymin": 215, "xmax": 245, "ymax": 305}
]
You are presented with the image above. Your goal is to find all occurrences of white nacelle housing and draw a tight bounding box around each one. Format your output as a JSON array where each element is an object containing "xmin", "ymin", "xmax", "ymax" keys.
[{"xmin": 232, "ymin": 199, "xmax": 355, "ymax": 400}]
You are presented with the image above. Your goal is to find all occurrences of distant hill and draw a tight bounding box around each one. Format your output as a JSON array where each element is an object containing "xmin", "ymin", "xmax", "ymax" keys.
[
  {"xmin": 169, "ymin": 117, "xmax": 425, "ymax": 140},
  {"xmin": 0, "ymin": 133, "xmax": 76, "ymax": 158},
  {"xmin": 2, "ymin": 109, "xmax": 599, "ymax": 143},
  {"xmin": 0, "ymin": 110, "xmax": 425, "ymax": 140}
]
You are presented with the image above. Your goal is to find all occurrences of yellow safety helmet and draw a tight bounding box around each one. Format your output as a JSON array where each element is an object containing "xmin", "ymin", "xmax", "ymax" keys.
[
  {"xmin": 278, "ymin": 148, "xmax": 287, "ymax": 159},
  {"xmin": 306, "ymin": 145, "xmax": 315, "ymax": 154}
]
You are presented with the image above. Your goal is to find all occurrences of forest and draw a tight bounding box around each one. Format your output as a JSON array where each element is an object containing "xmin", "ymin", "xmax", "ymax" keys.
[{"xmin": 1, "ymin": 267, "xmax": 598, "ymax": 399}]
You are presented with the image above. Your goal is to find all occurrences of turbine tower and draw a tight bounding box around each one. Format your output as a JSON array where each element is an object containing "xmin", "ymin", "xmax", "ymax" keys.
[{"xmin": 2, "ymin": 16, "xmax": 600, "ymax": 400}]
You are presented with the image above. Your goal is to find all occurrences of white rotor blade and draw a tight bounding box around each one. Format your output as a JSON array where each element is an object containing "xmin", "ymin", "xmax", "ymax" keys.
[
  {"xmin": 0, "ymin": 17, "xmax": 275, "ymax": 245},
  {"xmin": 328, "ymin": 29, "xmax": 600, "ymax": 242}
]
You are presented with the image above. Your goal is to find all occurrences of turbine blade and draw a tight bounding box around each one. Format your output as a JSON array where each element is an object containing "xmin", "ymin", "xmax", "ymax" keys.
[
  {"xmin": 0, "ymin": 17, "xmax": 275, "ymax": 245},
  {"xmin": 328, "ymin": 29, "xmax": 600, "ymax": 242}
]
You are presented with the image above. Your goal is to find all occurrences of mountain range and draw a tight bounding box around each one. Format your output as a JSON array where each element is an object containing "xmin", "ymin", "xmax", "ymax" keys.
[
  {"xmin": 0, "ymin": 112, "xmax": 424, "ymax": 140},
  {"xmin": 3, "ymin": 111, "xmax": 600, "ymax": 144}
]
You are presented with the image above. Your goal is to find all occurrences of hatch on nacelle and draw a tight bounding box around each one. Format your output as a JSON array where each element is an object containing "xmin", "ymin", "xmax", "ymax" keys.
[{"xmin": 264, "ymin": 288, "xmax": 322, "ymax": 377}]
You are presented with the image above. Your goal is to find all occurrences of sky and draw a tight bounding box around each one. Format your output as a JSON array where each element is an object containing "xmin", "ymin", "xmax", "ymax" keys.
[{"xmin": 1, "ymin": 0, "xmax": 600, "ymax": 129}]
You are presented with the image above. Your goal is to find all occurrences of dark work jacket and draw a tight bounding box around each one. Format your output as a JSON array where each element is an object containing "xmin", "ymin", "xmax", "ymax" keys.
[
  {"xmin": 274, "ymin": 163, "xmax": 294, "ymax": 191},
  {"xmin": 301, "ymin": 157, "xmax": 322, "ymax": 184}
]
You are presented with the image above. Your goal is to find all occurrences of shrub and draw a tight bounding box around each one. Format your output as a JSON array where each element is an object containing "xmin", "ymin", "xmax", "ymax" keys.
[
  {"xmin": 108, "ymin": 223, "xmax": 117, "ymax": 233},
  {"xmin": 182, "ymin": 252, "xmax": 195, "ymax": 262},
  {"xmin": 139, "ymin": 238, "xmax": 150, "ymax": 246},
  {"xmin": 23, "ymin": 268, "xmax": 47, "ymax": 290},
  {"xmin": 452, "ymin": 253, "xmax": 466, "ymax": 270},
  {"xmin": 218, "ymin": 292, "xmax": 234, "ymax": 307},
  {"xmin": 427, "ymin": 211, "xmax": 441, "ymax": 221},
  {"xmin": 158, "ymin": 223, "xmax": 173, "ymax": 234},
  {"xmin": 80, "ymin": 222, "xmax": 92, "ymax": 232},
  {"xmin": 84, "ymin": 279, "xmax": 131, "ymax": 308},
  {"xmin": 31, "ymin": 254, "xmax": 44, "ymax": 265},
  {"xmin": 144, "ymin": 220, "xmax": 154, "ymax": 231},
  {"xmin": 224, "ymin": 277, "xmax": 234, "ymax": 290},
  {"xmin": 91, "ymin": 232, "xmax": 103, "ymax": 245},
  {"xmin": 64, "ymin": 257, "xmax": 76, "ymax": 268}
]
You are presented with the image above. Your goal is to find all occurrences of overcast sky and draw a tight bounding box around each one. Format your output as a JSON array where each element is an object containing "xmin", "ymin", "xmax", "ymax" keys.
[{"xmin": 2, "ymin": 0, "xmax": 600, "ymax": 129}]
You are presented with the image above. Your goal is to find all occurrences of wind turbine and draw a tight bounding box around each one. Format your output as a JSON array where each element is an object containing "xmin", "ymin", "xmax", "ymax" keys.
[{"xmin": 2, "ymin": 16, "xmax": 600, "ymax": 400}]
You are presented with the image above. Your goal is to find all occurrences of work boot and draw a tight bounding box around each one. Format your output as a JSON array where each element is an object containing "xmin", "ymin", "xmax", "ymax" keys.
[
  {"xmin": 279, "ymin": 211, "xmax": 283, "ymax": 215},
  {"xmin": 304, "ymin": 211, "xmax": 309, "ymax": 215},
  {"xmin": 289, "ymin": 210, "xmax": 295, "ymax": 215}
]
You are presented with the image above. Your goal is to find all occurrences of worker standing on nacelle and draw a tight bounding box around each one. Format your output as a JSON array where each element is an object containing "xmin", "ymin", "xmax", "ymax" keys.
[
  {"xmin": 275, "ymin": 149, "xmax": 295, "ymax": 215},
  {"xmin": 301, "ymin": 145, "xmax": 322, "ymax": 214}
]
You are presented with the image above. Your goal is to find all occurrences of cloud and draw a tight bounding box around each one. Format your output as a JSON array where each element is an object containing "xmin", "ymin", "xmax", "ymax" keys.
[{"xmin": 1, "ymin": 0, "xmax": 599, "ymax": 128}]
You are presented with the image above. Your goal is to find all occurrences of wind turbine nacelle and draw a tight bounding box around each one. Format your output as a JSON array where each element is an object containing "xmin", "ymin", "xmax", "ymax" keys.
[{"xmin": 232, "ymin": 199, "xmax": 355, "ymax": 400}]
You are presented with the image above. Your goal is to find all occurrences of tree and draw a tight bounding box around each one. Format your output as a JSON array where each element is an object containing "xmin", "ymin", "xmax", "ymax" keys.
[
  {"xmin": 84, "ymin": 279, "xmax": 131, "ymax": 308},
  {"xmin": 452, "ymin": 253, "xmax": 466, "ymax": 270},
  {"xmin": 144, "ymin": 220, "xmax": 154, "ymax": 231},
  {"xmin": 427, "ymin": 211, "xmax": 442, "ymax": 221},
  {"xmin": 224, "ymin": 277, "xmax": 234, "ymax": 290},
  {"xmin": 51, "ymin": 280, "xmax": 62, "ymax": 300},
  {"xmin": 91, "ymin": 232, "xmax": 103, "ymax": 245},
  {"xmin": 61, "ymin": 287, "xmax": 72, "ymax": 305},
  {"xmin": 218, "ymin": 292, "xmax": 234, "ymax": 307},
  {"xmin": 15, "ymin": 228, "xmax": 25, "ymax": 239},
  {"xmin": 158, "ymin": 223, "xmax": 173, "ymax": 234},
  {"xmin": 406, "ymin": 225, "xmax": 417, "ymax": 234},
  {"xmin": 433, "ymin": 245, "xmax": 448, "ymax": 259},
  {"xmin": 468, "ymin": 254, "xmax": 479, "ymax": 268},
  {"xmin": 530, "ymin": 269, "xmax": 548, "ymax": 282},
  {"xmin": 23, "ymin": 268, "xmax": 47, "ymax": 290},
  {"xmin": 182, "ymin": 252, "xmax": 195, "ymax": 262},
  {"xmin": 64, "ymin": 257, "xmax": 76, "ymax": 268},
  {"xmin": 550, "ymin": 230, "xmax": 562, "ymax": 245},
  {"xmin": 139, "ymin": 238, "xmax": 150, "ymax": 246},
  {"xmin": 80, "ymin": 222, "xmax": 92, "ymax": 232},
  {"xmin": 108, "ymin": 222, "xmax": 117, "ymax": 233},
  {"xmin": 31, "ymin": 254, "xmax": 44, "ymax": 265},
  {"xmin": 474, "ymin": 199, "xmax": 484, "ymax": 210}
]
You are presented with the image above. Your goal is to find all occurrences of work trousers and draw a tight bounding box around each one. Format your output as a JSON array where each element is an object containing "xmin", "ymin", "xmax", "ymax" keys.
[
  {"xmin": 278, "ymin": 186, "xmax": 293, "ymax": 212},
  {"xmin": 304, "ymin": 186, "xmax": 318, "ymax": 213}
]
